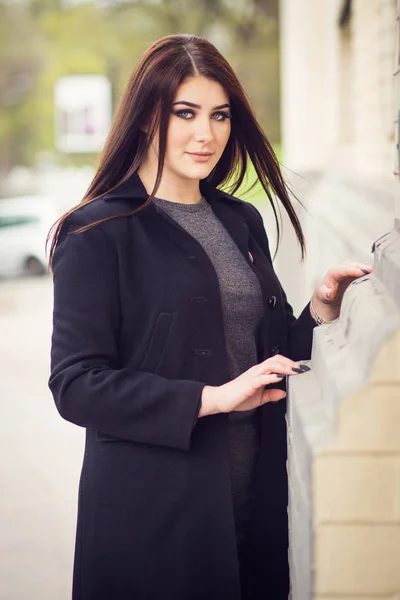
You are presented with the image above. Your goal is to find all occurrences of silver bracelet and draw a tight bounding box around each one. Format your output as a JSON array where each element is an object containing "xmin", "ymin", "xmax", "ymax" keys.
[{"xmin": 309, "ymin": 300, "xmax": 336, "ymax": 326}]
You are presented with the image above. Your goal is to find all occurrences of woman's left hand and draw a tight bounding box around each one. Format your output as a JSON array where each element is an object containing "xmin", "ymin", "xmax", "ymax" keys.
[{"xmin": 311, "ymin": 261, "xmax": 374, "ymax": 323}]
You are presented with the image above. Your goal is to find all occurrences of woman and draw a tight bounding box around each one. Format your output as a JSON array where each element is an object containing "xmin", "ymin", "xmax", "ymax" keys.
[{"xmin": 48, "ymin": 34, "xmax": 372, "ymax": 600}]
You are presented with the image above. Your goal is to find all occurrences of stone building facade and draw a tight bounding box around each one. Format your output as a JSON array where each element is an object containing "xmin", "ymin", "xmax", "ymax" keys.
[
  {"xmin": 281, "ymin": 1, "xmax": 400, "ymax": 598},
  {"xmin": 276, "ymin": 0, "xmax": 397, "ymax": 315}
]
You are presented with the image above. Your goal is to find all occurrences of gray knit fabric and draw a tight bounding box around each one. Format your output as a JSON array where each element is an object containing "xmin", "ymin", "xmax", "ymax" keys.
[{"xmin": 152, "ymin": 195, "xmax": 264, "ymax": 548}]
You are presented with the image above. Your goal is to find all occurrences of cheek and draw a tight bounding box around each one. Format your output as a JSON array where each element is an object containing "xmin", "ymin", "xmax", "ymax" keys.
[
  {"xmin": 166, "ymin": 121, "xmax": 192, "ymax": 153},
  {"xmin": 215, "ymin": 124, "xmax": 231, "ymax": 150}
]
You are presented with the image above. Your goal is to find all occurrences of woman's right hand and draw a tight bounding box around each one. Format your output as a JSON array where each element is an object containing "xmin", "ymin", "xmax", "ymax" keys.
[{"xmin": 199, "ymin": 355, "xmax": 309, "ymax": 417}]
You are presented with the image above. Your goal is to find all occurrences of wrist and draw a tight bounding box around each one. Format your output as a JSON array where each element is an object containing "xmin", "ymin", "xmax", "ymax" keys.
[
  {"xmin": 199, "ymin": 385, "xmax": 221, "ymax": 418},
  {"xmin": 310, "ymin": 293, "xmax": 340, "ymax": 324}
]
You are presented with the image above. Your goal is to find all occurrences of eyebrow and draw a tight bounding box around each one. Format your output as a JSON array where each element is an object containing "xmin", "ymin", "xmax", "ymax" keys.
[{"xmin": 172, "ymin": 101, "xmax": 231, "ymax": 110}]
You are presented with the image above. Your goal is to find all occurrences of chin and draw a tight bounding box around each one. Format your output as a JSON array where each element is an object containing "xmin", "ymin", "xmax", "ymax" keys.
[{"xmin": 184, "ymin": 165, "xmax": 216, "ymax": 180}]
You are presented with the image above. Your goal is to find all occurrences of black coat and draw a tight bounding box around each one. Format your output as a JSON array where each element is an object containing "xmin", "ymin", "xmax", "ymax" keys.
[{"xmin": 49, "ymin": 173, "xmax": 316, "ymax": 600}]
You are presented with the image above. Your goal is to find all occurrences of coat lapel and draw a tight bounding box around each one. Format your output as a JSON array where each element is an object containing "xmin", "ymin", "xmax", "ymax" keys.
[
  {"xmin": 104, "ymin": 172, "xmax": 253, "ymax": 277},
  {"xmin": 153, "ymin": 198, "xmax": 252, "ymax": 285}
]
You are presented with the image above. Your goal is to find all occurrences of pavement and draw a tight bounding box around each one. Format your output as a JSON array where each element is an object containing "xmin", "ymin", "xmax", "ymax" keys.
[{"xmin": 0, "ymin": 276, "xmax": 84, "ymax": 600}]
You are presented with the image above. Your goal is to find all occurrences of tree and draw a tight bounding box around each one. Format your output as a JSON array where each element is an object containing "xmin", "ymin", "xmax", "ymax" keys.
[
  {"xmin": 0, "ymin": 1, "xmax": 43, "ymax": 173},
  {"xmin": 0, "ymin": 0, "xmax": 280, "ymax": 172}
]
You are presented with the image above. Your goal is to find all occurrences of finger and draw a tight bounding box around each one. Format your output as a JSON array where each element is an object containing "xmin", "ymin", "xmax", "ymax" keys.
[
  {"xmin": 327, "ymin": 264, "xmax": 373, "ymax": 281},
  {"xmin": 258, "ymin": 359, "xmax": 302, "ymax": 376},
  {"xmin": 342, "ymin": 260, "xmax": 373, "ymax": 271},
  {"xmin": 320, "ymin": 280, "xmax": 338, "ymax": 300},
  {"xmin": 352, "ymin": 262, "xmax": 373, "ymax": 275},
  {"xmin": 262, "ymin": 389, "xmax": 287, "ymax": 404},
  {"xmin": 321, "ymin": 264, "xmax": 372, "ymax": 299},
  {"xmin": 261, "ymin": 355, "xmax": 300, "ymax": 370},
  {"xmin": 252, "ymin": 373, "xmax": 289, "ymax": 389}
]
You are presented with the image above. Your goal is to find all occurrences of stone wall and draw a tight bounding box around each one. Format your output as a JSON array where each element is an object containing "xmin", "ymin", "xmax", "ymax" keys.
[
  {"xmin": 276, "ymin": 0, "xmax": 398, "ymax": 317},
  {"xmin": 280, "ymin": 0, "xmax": 396, "ymax": 178},
  {"xmin": 287, "ymin": 210, "xmax": 400, "ymax": 600},
  {"xmin": 281, "ymin": 4, "xmax": 400, "ymax": 596},
  {"xmin": 287, "ymin": 207, "xmax": 400, "ymax": 599}
]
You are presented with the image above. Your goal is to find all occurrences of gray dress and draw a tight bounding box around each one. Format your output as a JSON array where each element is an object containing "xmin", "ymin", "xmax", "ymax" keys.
[{"xmin": 152, "ymin": 195, "xmax": 264, "ymax": 552}]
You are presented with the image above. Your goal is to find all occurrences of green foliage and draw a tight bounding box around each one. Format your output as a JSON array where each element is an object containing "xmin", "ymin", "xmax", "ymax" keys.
[
  {"xmin": 0, "ymin": 0, "xmax": 280, "ymax": 171},
  {"xmin": 222, "ymin": 143, "xmax": 282, "ymax": 207},
  {"xmin": 0, "ymin": 1, "xmax": 44, "ymax": 169}
]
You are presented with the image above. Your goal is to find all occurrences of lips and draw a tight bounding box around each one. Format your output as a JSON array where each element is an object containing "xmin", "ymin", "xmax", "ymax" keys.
[
  {"xmin": 186, "ymin": 151, "xmax": 214, "ymax": 163},
  {"xmin": 187, "ymin": 152, "xmax": 213, "ymax": 156}
]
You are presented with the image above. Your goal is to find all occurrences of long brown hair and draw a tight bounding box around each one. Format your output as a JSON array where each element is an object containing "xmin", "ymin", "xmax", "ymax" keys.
[{"xmin": 47, "ymin": 33, "xmax": 305, "ymax": 267}]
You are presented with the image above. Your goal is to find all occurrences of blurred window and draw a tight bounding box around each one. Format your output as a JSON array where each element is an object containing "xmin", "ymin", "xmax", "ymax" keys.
[{"xmin": 0, "ymin": 215, "xmax": 40, "ymax": 229}]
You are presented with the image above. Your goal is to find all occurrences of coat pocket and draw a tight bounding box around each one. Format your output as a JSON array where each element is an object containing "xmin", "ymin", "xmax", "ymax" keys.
[{"xmin": 140, "ymin": 312, "xmax": 174, "ymax": 373}]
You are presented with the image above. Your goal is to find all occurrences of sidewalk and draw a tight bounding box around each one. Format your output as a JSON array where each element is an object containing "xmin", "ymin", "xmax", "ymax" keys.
[{"xmin": 0, "ymin": 277, "xmax": 84, "ymax": 600}]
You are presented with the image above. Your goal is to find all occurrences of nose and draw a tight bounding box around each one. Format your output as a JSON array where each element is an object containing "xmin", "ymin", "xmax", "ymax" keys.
[{"xmin": 193, "ymin": 117, "xmax": 214, "ymax": 143}]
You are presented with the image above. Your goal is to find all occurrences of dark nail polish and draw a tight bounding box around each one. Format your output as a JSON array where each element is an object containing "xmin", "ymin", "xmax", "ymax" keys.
[
  {"xmin": 275, "ymin": 373, "xmax": 286, "ymax": 378},
  {"xmin": 292, "ymin": 367, "xmax": 305, "ymax": 374},
  {"xmin": 360, "ymin": 268, "xmax": 369, "ymax": 275},
  {"xmin": 299, "ymin": 364, "xmax": 310, "ymax": 372}
]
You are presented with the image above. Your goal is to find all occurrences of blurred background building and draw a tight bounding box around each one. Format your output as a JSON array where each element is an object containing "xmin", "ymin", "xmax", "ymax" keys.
[
  {"xmin": 278, "ymin": 0, "xmax": 397, "ymax": 312},
  {"xmin": 283, "ymin": 2, "xmax": 400, "ymax": 599}
]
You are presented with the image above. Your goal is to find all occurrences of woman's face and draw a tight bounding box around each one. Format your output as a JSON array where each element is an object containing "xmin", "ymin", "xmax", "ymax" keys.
[{"xmin": 149, "ymin": 76, "xmax": 232, "ymax": 183}]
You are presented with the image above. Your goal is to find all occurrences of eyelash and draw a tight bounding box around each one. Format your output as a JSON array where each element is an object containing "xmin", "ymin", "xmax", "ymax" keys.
[{"xmin": 173, "ymin": 109, "xmax": 231, "ymax": 121}]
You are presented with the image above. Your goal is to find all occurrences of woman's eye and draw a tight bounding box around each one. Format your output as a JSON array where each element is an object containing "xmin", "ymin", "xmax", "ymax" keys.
[
  {"xmin": 173, "ymin": 110, "xmax": 231, "ymax": 121},
  {"xmin": 174, "ymin": 110, "xmax": 194, "ymax": 119},
  {"xmin": 212, "ymin": 112, "xmax": 231, "ymax": 121}
]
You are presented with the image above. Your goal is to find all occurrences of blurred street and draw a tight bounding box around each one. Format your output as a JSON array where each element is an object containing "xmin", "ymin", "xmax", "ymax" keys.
[{"xmin": 0, "ymin": 277, "xmax": 84, "ymax": 600}]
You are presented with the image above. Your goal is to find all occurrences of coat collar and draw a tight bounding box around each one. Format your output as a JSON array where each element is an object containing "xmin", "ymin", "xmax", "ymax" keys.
[
  {"xmin": 102, "ymin": 171, "xmax": 243, "ymax": 208},
  {"xmin": 103, "ymin": 171, "xmax": 250, "ymax": 267}
]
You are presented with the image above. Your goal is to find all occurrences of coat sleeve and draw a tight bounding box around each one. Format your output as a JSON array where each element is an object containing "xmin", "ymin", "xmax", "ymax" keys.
[
  {"xmin": 48, "ymin": 213, "xmax": 206, "ymax": 451},
  {"xmin": 246, "ymin": 203, "xmax": 318, "ymax": 361}
]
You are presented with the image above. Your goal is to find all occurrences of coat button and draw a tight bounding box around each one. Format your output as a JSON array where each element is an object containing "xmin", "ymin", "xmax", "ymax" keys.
[
  {"xmin": 248, "ymin": 251, "xmax": 254, "ymax": 263},
  {"xmin": 271, "ymin": 345, "xmax": 280, "ymax": 355},
  {"xmin": 194, "ymin": 349, "xmax": 211, "ymax": 356},
  {"xmin": 268, "ymin": 295, "xmax": 277, "ymax": 309}
]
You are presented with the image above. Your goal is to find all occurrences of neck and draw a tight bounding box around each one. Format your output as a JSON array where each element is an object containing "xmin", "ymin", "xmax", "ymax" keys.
[{"xmin": 138, "ymin": 160, "xmax": 202, "ymax": 205}]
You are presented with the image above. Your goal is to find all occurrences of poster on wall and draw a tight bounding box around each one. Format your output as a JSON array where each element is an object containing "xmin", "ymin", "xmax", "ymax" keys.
[{"xmin": 54, "ymin": 74, "xmax": 112, "ymax": 153}]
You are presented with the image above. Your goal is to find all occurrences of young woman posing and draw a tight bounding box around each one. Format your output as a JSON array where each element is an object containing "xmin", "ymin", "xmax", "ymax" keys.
[{"xmin": 48, "ymin": 33, "xmax": 372, "ymax": 600}]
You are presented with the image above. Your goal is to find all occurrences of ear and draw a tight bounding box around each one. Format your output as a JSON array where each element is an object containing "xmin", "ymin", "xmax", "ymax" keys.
[{"xmin": 140, "ymin": 123, "xmax": 149, "ymax": 134}]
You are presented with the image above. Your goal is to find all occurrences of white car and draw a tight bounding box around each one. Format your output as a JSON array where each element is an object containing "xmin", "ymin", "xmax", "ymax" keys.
[{"xmin": 0, "ymin": 196, "xmax": 61, "ymax": 277}]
